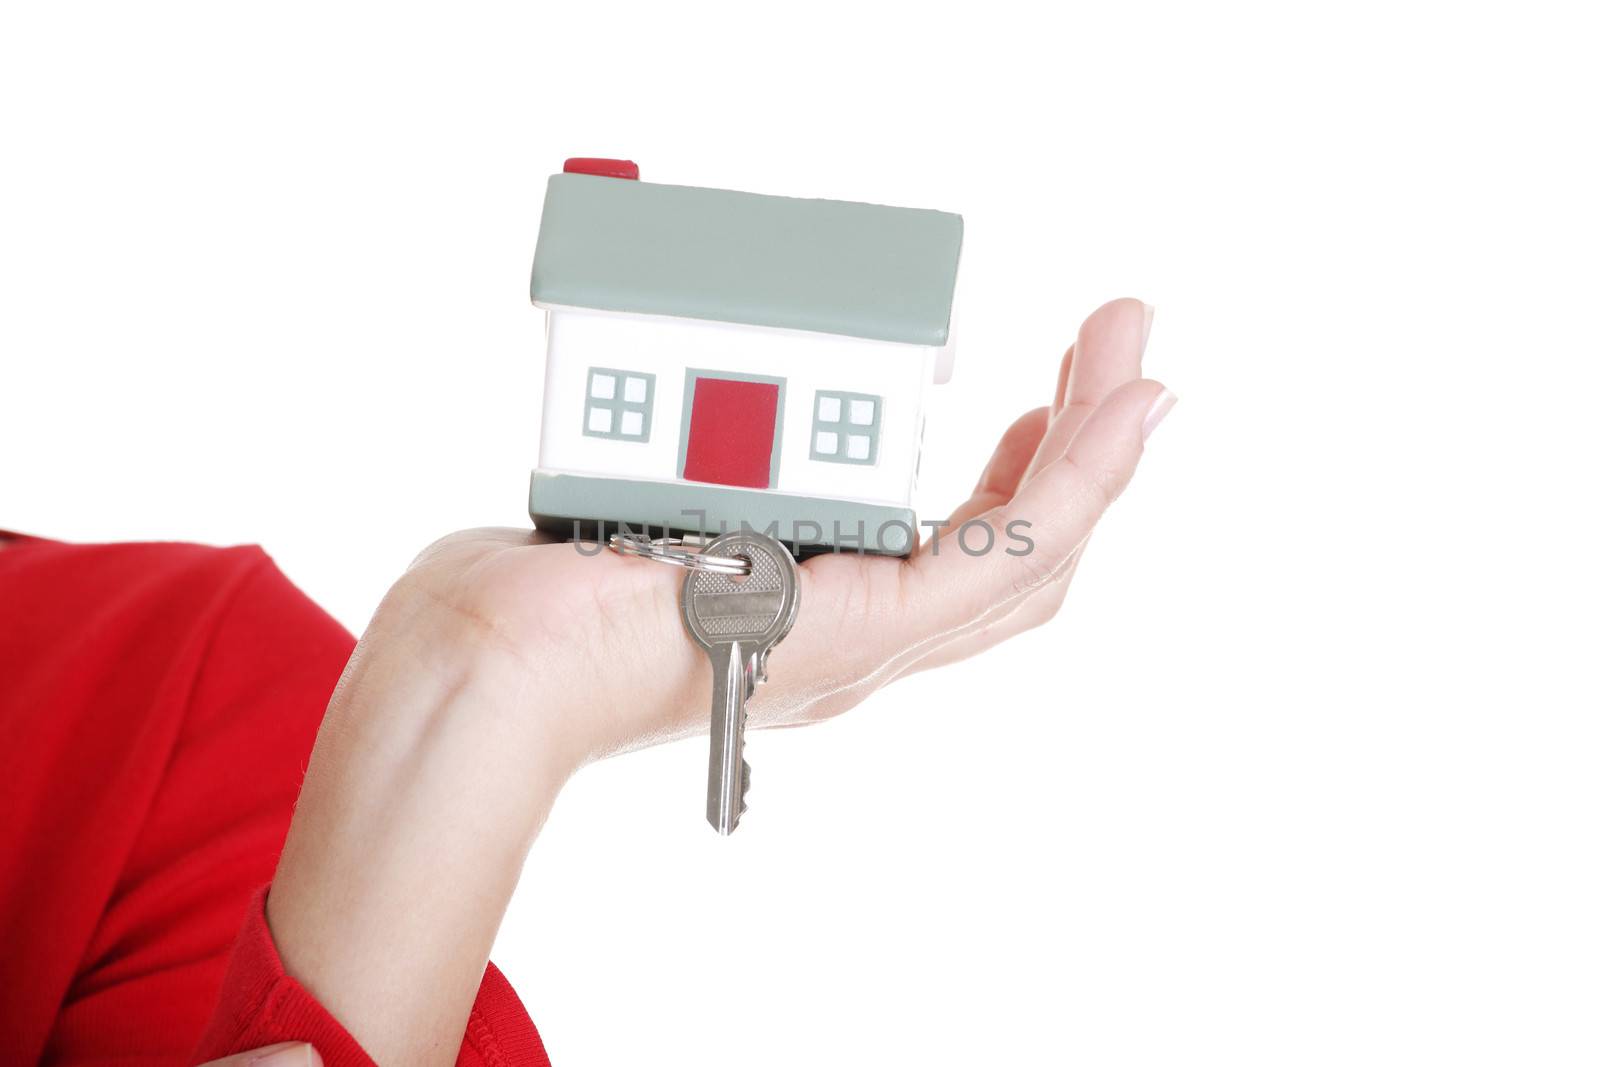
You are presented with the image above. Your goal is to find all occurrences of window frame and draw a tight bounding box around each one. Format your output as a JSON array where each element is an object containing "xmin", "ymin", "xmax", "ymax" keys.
[
  {"xmin": 583, "ymin": 367, "xmax": 656, "ymax": 442},
  {"xmin": 809, "ymin": 389, "xmax": 882, "ymax": 465}
]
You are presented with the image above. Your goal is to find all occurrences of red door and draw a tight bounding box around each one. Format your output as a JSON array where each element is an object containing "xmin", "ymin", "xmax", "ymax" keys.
[{"xmin": 682, "ymin": 376, "xmax": 780, "ymax": 489}]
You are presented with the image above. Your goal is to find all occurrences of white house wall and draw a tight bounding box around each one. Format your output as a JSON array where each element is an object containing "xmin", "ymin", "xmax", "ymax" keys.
[{"xmin": 535, "ymin": 305, "xmax": 937, "ymax": 506}]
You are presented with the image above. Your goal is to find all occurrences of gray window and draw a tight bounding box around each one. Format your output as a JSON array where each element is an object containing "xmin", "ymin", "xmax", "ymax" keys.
[
  {"xmin": 584, "ymin": 367, "xmax": 655, "ymax": 441},
  {"xmin": 810, "ymin": 390, "xmax": 881, "ymax": 464}
]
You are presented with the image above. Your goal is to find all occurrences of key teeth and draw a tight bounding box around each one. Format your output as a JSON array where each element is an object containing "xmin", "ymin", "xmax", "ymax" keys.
[{"xmin": 740, "ymin": 758, "xmax": 751, "ymax": 815}]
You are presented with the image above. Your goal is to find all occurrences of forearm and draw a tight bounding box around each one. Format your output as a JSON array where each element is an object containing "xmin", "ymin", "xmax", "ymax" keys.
[{"xmin": 267, "ymin": 591, "xmax": 575, "ymax": 1067}]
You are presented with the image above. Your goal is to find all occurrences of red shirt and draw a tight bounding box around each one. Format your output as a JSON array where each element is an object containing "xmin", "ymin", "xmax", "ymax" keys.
[{"xmin": 0, "ymin": 534, "xmax": 550, "ymax": 1066}]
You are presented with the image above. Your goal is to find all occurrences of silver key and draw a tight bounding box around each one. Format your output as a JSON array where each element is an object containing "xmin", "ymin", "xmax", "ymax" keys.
[{"xmin": 681, "ymin": 530, "xmax": 800, "ymax": 835}]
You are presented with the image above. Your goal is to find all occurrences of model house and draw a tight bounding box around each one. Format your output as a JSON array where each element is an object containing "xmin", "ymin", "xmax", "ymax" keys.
[{"xmin": 528, "ymin": 158, "xmax": 962, "ymax": 556}]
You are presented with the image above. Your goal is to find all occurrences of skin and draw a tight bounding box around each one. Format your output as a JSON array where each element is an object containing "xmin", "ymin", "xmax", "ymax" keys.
[
  {"xmin": 200, "ymin": 1042, "xmax": 321, "ymax": 1067},
  {"xmin": 253, "ymin": 297, "xmax": 1173, "ymax": 1067}
]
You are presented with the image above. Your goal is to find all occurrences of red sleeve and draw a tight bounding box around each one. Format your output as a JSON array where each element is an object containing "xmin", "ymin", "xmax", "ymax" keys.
[
  {"xmin": 0, "ymin": 535, "xmax": 550, "ymax": 1066},
  {"xmin": 193, "ymin": 888, "xmax": 548, "ymax": 1067}
]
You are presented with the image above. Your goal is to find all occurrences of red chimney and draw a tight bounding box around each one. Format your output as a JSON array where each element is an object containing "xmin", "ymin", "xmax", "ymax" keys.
[{"xmin": 562, "ymin": 158, "xmax": 640, "ymax": 180}]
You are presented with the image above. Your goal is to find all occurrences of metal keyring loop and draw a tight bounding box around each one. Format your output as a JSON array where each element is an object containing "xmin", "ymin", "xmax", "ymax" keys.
[{"xmin": 607, "ymin": 533, "xmax": 752, "ymax": 575}]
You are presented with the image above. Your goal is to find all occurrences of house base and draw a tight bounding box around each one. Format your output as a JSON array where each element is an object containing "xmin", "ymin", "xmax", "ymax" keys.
[{"xmin": 529, "ymin": 470, "xmax": 917, "ymax": 557}]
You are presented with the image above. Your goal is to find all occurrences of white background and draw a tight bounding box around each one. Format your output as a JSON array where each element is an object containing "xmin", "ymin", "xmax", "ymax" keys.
[{"xmin": 3, "ymin": 3, "xmax": 1596, "ymax": 1065}]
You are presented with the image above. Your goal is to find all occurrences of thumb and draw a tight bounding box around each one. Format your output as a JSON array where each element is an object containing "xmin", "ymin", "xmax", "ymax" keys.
[
  {"xmin": 895, "ymin": 378, "xmax": 1171, "ymax": 651},
  {"xmin": 197, "ymin": 1042, "xmax": 321, "ymax": 1067}
]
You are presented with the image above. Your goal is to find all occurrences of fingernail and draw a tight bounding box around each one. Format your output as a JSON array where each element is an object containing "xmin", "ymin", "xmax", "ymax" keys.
[
  {"xmin": 1140, "ymin": 302, "xmax": 1156, "ymax": 354},
  {"xmin": 1142, "ymin": 388, "xmax": 1176, "ymax": 441},
  {"xmin": 250, "ymin": 1043, "xmax": 317, "ymax": 1067}
]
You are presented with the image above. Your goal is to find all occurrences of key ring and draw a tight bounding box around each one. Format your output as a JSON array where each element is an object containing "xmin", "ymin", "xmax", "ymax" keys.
[{"xmin": 606, "ymin": 533, "xmax": 753, "ymax": 576}]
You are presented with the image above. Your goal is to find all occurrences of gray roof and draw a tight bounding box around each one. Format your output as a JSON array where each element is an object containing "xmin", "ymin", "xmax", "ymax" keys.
[{"xmin": 530, "ymin": 174, "xmax": 962, "ymax": 346}]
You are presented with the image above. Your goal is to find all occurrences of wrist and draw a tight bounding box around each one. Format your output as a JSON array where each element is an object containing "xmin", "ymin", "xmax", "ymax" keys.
[
  {"xmin": 353, "ymin": 577, "xmax": 592, "ymax": 773},
  {"xmin": 267, "ymin": 596, "xmax": 574, "ymax": 1065}
]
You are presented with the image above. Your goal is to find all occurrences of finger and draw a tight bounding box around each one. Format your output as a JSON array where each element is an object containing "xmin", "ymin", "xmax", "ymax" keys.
[
  {"xmin": 906, "ymin": 379, "xmax": 1172, "ymax": 642},
  {"xmin": 940, "ymin": 406, "xmax": 1050, "ymax": 534},
  {"xmin": 760, "ymin": 383, "xmax": 1171, "ymax": 726},
  {"xmin": 941, "ymin": 331, "xmax": 1077, "ymax": 535},
  {"xmin": 973, "ymin": 407, "xmax": 1051, "ymax": 498},
  {"xmin": 198, "ymin": 1042, "xmax": 321, "ymax": 1067},
  {"xmin": 775, "ymin": 383, "xmax": 1165, "ymax": 722},
  {"xmin": 1025, "ymin": 298, "xmax": 1153, "ymax": 485},
  {"xmin": 1051, "ymin": 343, "xmax": 1075, "ymax": 417},
  {"xmin": 1007, "ymin": 378, "xmax": 1171, "ymax": 568},
  {"xmin": 1067, "ymin": 298, "xmax": 1153, "ymax": 409}
]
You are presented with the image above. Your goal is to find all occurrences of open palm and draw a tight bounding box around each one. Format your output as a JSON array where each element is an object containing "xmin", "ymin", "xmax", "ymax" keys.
[{"xmin": 395, "ymin": 298, "xmax": 1169, "ymax": 763}]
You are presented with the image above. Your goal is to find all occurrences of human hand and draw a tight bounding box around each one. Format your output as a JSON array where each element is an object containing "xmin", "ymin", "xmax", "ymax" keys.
[
  {"xmin": 266, "ymin": 296, "xmax": 1171, "ymax": 1066},
  {"xmin": 398, "ymin": 295, "xmax": 1171, "ymax": 757}
]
